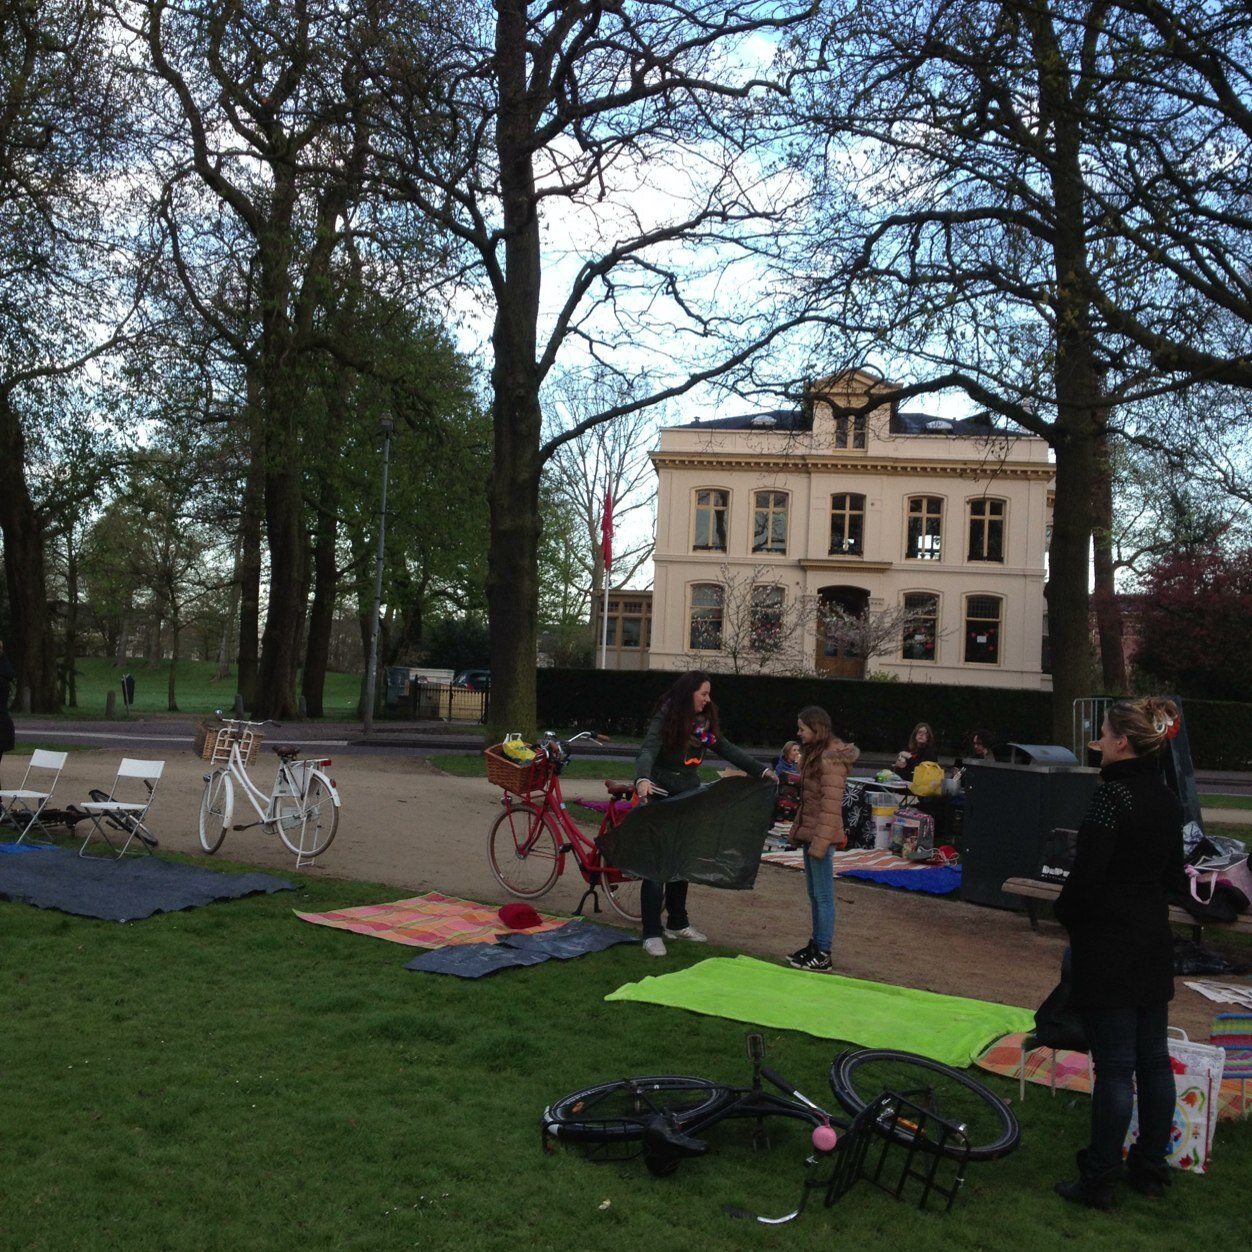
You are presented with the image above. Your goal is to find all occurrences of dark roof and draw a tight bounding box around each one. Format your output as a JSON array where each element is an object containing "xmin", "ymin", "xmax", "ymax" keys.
[
  {"xmin": 674, "ymin": 409, "xmax": 810, "ymax": 432},
  {"xmin": 890, "ymin": 410, "xmax": 1000, "ymax": 436},
  {"xmin": 674, "ymin": 406, "xmax": 1028, "ymax": 438}
]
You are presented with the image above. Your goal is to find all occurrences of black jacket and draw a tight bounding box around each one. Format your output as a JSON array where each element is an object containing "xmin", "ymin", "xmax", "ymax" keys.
[
  {"xmin": 634, "ymin": 709, "xmax": 765, "ymax": 799},
  {"xmin": 1054, "ymin": 755, "xmax": 1186, "ymax": 1009}
]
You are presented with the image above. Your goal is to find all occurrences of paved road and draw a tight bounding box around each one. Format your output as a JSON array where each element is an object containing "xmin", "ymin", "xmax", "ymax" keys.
[{"xmin": 12, "ymin": 714, "xmax": 1252, "ymax": 796}]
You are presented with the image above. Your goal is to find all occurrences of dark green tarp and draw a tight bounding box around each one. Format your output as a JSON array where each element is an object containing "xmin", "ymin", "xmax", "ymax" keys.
[{"xmin": 597, "ymin": 776, "xmax": 776, "ymax": 889}]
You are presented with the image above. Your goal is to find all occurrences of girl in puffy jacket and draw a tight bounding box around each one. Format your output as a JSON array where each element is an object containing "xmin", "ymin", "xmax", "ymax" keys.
[{"xmin": 786, "ymin": 706, "xmax": 860, "ymax": 972}]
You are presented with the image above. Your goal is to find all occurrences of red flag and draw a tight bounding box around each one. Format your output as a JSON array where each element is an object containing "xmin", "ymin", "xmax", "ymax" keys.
[{"xmin": 601, "ymin": 486, "xmax": 614, "ymax": 575}]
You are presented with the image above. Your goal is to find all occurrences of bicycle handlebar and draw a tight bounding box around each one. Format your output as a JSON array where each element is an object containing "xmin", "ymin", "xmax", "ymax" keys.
[{"xmin": 213, "ymin": 711, "xmax": 281, "ymax": 729}]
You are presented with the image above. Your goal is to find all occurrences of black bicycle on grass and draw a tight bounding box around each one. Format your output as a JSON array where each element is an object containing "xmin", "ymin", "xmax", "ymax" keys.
[{"xmin": 541, "ymin": 1033, "xmax": 1020, "ymax": 1221}]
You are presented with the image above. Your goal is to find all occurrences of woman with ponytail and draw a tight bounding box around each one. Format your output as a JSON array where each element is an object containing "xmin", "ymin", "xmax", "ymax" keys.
[{"xmin": 1053, "ymin": 697, "xmax": 1188, "ymax": 1210}]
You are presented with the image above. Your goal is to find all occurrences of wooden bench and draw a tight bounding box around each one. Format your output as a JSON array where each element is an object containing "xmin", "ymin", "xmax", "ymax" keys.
[{"xmin": 1001, "ymin": 877, "xmax": 1252, "ymax": 943}]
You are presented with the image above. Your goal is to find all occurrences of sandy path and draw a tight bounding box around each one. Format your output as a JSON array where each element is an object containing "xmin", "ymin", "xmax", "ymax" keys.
[{"xmin": 32, "ymin": 747, "xmax": 1243, "ymax": 1040}]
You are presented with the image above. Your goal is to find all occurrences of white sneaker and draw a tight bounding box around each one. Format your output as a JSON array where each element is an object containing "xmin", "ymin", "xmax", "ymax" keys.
[
  {"xmin": 643, "ymin": 937, "xmax": 667, "ymax": 957},
  {"xmin": 663, "ymin": 925, "xmax": 708, "ymax": 943}
]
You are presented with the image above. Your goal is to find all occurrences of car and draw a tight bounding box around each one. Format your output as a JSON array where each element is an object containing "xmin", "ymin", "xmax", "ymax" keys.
[{"xmin": 453, "ymin": 669, "xmax": 491, "ymax": 690}]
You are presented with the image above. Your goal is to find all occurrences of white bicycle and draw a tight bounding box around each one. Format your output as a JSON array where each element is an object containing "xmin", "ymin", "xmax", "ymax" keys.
[{"xmin": 198, "ymin": 718, "xmax": 340, "ymax": 863}]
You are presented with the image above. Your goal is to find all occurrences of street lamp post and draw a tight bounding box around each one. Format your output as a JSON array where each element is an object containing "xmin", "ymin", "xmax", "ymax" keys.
[{"xmin": 362, "ymin": 418, "xmax": 394, "ymax": 734}]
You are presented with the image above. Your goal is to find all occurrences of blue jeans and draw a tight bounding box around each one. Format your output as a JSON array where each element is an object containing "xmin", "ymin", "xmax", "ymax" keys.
[
  {"xmin": 641, "ymin": 880, "xmax": 690, "ymax": 940},
  {"xmin": 1080, "ymin": 1001, "xmax": 1174, "ymax": 1174},
  {"xmin": 803, "ymin": 844, "xmax": 835, "ymax": 952}
]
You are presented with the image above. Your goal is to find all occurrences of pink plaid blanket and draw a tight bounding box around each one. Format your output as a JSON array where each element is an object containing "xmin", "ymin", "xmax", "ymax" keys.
[
  {"xmin": 294, "ymin": 892, "xmax": 567, "ymax": 948},
  {"xmin": 975, "ymin": 1031, "xmax": 1249, "ymax": 1119}
]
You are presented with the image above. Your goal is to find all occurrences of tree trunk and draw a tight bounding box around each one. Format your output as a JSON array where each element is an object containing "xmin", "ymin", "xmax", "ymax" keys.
[
  {"xmin": 167, "ymin": 605, "xmax": 180, "ymax": 712},
  {"xmin": 0, "ymin": 396, "xmax": 59, "ymax": 711},
  {"xmin": 1029, "ymin": 6, "xmax": 1102, "ymax": 746},
  {"xmin": 64, "ymin": 525, "xmax": 79, "ymax": 708},
  {"xmin": 1091, "ymin": 426, "xmax": 1128, "ymax": 694},
  {"xmin": 236, "ymin": 398, "xmax": 265, "ymax": 713},
  {"xmin": 114, "ymin": 610, "xmax": 129, "ymax": 669},
  {"xmin": 256, "ymin": 458, "xmax": 307, "ymax": 720},
  {"xmin": 301, "ymin": 474, "xmax": 338, "ymax": 719},
  {"xmin": 485, "ymin": 1, "xmax": 544, "ymax": 741}
]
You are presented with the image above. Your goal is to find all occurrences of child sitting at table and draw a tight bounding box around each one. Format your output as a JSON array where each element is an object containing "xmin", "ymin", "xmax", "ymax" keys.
[
  {"xmin": 772, "ymin": 740, "xmax": 802, "ymax": 824},
  {"xmin": 774, "ymin": 739, "xmax": 801, "ymax": 784}
]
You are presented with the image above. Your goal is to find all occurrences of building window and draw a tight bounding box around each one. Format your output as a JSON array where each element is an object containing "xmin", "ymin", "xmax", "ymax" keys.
[
  {"xmin": 689, "ymin": 583, "xmax": 724, "ymax": 650},
  {"xmin": 750, "ymin": 585, "xmax": 785, "ymax": 652},
  {"xmin": 752, "ymin": 490, "xmax": 788, "ymax": 554},
  {"xmin": 902, "ymin": 593, "xmax": 939, "ymax": 662},
  {"xmin": 964, "ymin": 595, "xmax": 1002, "ymax": 665},
  {"xmin": 693, "ymin": 489, "xmax": 728, "ymax": 552},
  {"xmin": 829, "ymin": 493, "xmax": 865, "ymax": 555},
  {"xmin": 968, "ymin": 498, "xmax": 1006, "ymax": 562},
  {"xmin": 835, "ymin": 410, "xmax": 867, "ymax": 449},
  {"xmin": 906, "ymin": 496, "xmax": 943, "ymax": 561},
  {"xmin": 605, "ymin": 599, "xmax": 647, "ymax": 649}
]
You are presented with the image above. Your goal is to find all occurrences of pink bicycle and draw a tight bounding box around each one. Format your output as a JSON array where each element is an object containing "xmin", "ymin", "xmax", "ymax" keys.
[{"xmin": 485, "ymin": 731, "xmax": 641, "ymax": 922}]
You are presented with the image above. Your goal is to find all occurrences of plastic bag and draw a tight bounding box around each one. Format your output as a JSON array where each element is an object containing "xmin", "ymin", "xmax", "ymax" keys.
[
  {"xmin": 1125, "ymin": 1028, "xmax": 1224, "ymax": 1173},
  {"xmin": 908, "ymin": 760, "xmax": 944, "ymax": 796}
]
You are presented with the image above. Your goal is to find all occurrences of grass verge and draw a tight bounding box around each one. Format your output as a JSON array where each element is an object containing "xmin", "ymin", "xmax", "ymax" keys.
[
  {"xmin": 39, "ymin": 656, "xmax": 363, "ymax": 719},
  {"xmin": 2, "ymin": 853, "xmax": 1248, "ymax": 1251}
]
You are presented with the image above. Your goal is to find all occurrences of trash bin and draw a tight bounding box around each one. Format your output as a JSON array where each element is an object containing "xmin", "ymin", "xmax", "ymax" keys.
[{"xmin": 960, "ymin": 752, "xmax": 1099, "ymax": 909}]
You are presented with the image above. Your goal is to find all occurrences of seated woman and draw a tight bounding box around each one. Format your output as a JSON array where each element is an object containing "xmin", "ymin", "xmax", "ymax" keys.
[
  {"xmin": 893, "ymin": 721, "xmax": 938, "ymax": 782},
  {"xmin": 954, "ymin": 729, "xmax": 997, "ymax": 782}
]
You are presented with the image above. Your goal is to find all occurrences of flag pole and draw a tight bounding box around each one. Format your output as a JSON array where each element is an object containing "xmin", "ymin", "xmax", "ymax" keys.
[
  {"xmin": 599, "ymin": 481, "xmax": 613, "ymax": 669},
  {"xmin": 599, "ymin": 580, "xmax": 610, "ymax": 669}
]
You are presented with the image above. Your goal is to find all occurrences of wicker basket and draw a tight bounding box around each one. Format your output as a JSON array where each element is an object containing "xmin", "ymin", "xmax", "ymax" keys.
[
  {"xmin": 197, "ymin": 723, "xmax": 262, "ymax": 768},
  {"xmin": 484, "ymin": 742, "xmax": 548, "ymax": 796}
]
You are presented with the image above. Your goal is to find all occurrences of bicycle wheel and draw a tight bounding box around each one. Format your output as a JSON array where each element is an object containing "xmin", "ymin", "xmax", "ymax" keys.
[
  {"xmin": 275, "ymin": 773, "xmax": 339, "ymax": 858},
  {"xmin": 198, "ymin": 771, "xmax": 233, "ymax": 854},
  {"xmin": 543, "ymin": 1076, "xmax": 733, "ymax": 1145},
  {"xmin": 488, "ymin": 803, "xmax": 561, "ymax": 898},
  {"xmin": 828, "ymin": 1049, "xmax": 1020, "ymax": 1161},
  {"xmin": 600, "ymin": 870, "xmax": 642, "ymax": 922}
]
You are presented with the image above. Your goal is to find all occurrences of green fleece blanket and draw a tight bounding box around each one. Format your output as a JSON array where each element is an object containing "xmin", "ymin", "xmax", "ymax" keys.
[{"xmin": 605, "ymin": 955, "xmax": 1034, "ymax": 1068}]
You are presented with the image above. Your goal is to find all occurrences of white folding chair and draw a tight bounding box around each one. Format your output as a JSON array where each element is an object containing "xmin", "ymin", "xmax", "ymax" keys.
[
  {"xmin": 0, "ymin": 749, "xmax": 69, "ymax": 844},
  {"xmin": 77, "ymin": 758, "xmax": 165, "ymax": 859}
]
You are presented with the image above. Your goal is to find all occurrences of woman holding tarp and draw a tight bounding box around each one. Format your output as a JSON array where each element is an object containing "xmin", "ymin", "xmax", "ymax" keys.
[
  {"xmin": 1052, "ymin": 697, "xmax": 1187, "ymax": 1210},
  {"xmin": 633, "ymin": 671, "xmax": 777, "ymax": 958}
]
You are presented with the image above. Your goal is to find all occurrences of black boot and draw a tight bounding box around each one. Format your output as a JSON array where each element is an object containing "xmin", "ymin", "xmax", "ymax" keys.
[
  {"xmin": 1125, "ymin": 1144, "xmax": 1170, "ymax": 1198},
  {"xmin": 1055, "ymin": 1150, "xmax": 1118, "ymax": 1211}
]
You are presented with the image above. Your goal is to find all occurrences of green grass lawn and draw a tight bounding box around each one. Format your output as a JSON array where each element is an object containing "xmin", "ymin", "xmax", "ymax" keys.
[
  {"xmin": 1199, "ymin": 794, "xmax": 1252, "ymax": 811},
  {"xmin": 2, "ymin": 853, "xmax": 1248, "ymax": 1251},
  {"xmin": 52, "ymin": 656, "xmax": 363, "ymax": 719}
]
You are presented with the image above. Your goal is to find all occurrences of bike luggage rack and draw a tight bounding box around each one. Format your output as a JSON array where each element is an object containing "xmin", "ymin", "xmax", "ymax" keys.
[
  {"xmin": 848, "ymin": 1090, "xmax": 971, "ymax": 1213},
  {"xmin": 196, "ymin": 723, "xmax": 262, "ymax": 767}
]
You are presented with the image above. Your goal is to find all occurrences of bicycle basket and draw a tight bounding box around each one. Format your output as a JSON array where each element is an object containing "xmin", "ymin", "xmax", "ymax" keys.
[
  {"xmin": 200, "ymin": 723, "xmax": 262, "ymax": 767},
  {"xmin": 484, "ymin": 742, "xmax": 549, "ymax": 796}
]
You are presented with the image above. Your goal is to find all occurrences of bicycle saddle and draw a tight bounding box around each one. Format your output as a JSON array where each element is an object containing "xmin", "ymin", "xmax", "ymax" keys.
[
  {"xmin": 272, "ymin": 745, "xmax": 301, "ymax": 760},
  {"xmin": 643, "ymin": 1115, "xmax": 708, "ymax": 1159},
  {"xmin": 603, "ymin": 781, "xmax": 635, "ymax": 798}
]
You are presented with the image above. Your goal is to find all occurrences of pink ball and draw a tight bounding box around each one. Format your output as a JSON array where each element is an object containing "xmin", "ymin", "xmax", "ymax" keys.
[{"xmin": 812, "ymin": 1124, "xmax": 838, "ymax": 1152}]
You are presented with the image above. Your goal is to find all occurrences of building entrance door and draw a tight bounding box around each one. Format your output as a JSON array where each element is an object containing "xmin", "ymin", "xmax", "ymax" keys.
[{"xmin": 817, "ymin": 586, "xmax": 869, "ymax": 678}]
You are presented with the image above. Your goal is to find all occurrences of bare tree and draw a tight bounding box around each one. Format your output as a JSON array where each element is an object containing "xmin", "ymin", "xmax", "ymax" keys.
[
  {"xmin": 0, "ymin": 0, "xmax": 143, "ymax": 710},
  {"xmin": 820, "ymin": 602, "xmax": 947, "ymax": 676},
  {"xmin": 543, "ymin": 371, "xmax": 658, "ymax": 627},
  {"xmin": 683, "ymin": 564, "xmax": 822, "ymax": 676},
  {"xmin": 365, "ymin": 0, "xmax": 820, "ymax": 736},
  {"xmin": 784, "ymin": 0, "xmax": 1252, "ymax": 739}
]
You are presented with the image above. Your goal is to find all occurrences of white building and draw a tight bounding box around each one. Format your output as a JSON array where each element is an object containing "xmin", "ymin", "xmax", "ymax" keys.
[{"xmin": 645, "ymin": 371, "xmax": 1054, "ymax": 688}]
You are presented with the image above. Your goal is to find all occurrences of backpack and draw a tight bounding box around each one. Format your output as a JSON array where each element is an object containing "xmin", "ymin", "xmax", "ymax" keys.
[{"xmin": 908, "ymin": 760, "xmax": 944, "ymax": 796}]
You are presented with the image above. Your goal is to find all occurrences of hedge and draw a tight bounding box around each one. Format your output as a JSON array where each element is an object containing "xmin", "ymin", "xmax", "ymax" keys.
[{"xmin": 535, "ymin": 669, "xmax": 1252, "ymax": 770}]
